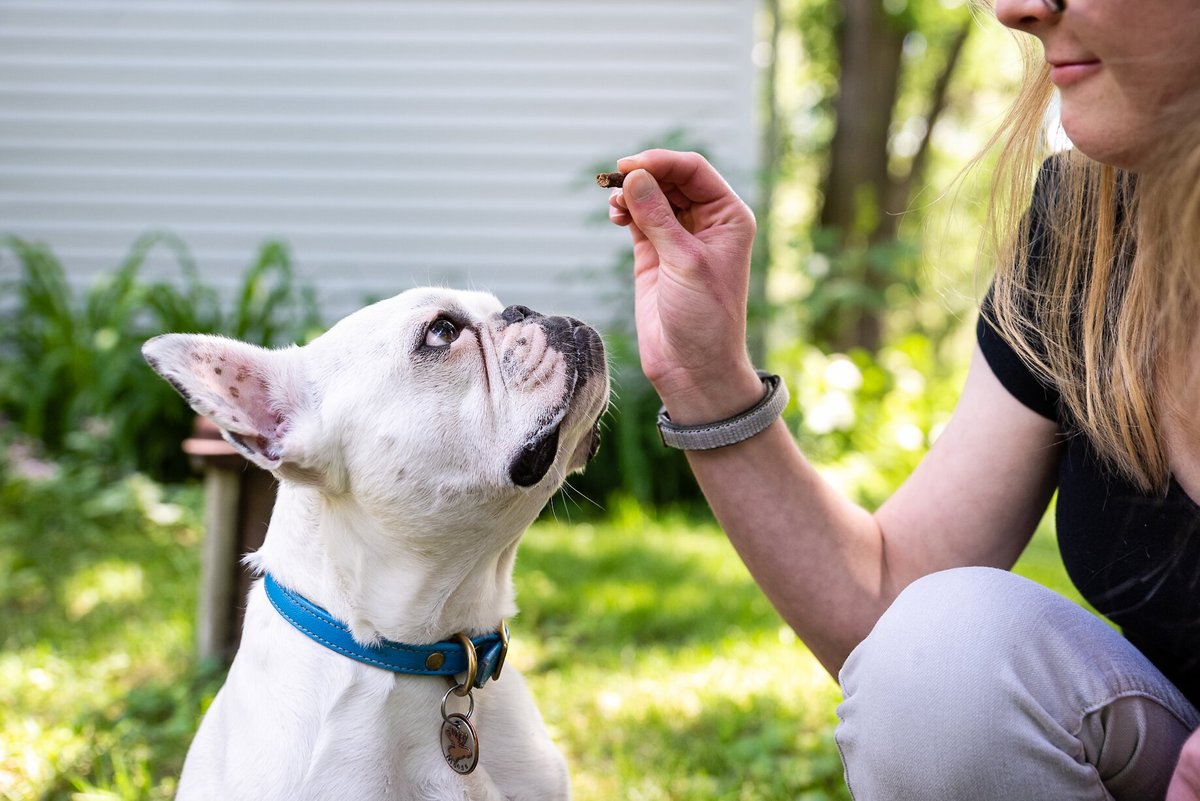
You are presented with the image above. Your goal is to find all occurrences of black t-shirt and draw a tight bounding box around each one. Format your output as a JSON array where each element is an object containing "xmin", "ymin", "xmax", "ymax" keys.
[{"xmin": 977, "ymin": 166, "xmax": 1200, "ymax": 708}]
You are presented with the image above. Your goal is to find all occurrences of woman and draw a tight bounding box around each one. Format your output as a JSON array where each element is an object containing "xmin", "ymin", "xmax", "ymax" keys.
[{"xmin": 606, "ymin": 1, "xmax": 1200, "ymax": 798}]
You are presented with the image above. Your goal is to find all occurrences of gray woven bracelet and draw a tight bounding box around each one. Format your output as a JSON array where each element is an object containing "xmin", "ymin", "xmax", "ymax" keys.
[{"xmin": 656, "ymin": 371, "xmax": 789, "ymax": 450}]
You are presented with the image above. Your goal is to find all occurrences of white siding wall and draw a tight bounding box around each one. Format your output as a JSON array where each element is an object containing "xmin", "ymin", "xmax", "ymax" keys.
[{"xmin": 0, "ymin": 0, "xmax": 757, "ymax": 325}]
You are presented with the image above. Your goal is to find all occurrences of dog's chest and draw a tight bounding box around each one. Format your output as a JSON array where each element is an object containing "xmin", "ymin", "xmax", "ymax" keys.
[
  {"xmin": 203, "ymin": 668, "xmax": 508, "ymax": 800},
  {"xmin": 307, "ymin": 683, "xmax": 511, "ymax": 801}
]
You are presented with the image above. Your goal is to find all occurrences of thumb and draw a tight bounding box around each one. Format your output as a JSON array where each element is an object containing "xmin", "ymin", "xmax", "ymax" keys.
[{"xmin": 622, "ymin": 170, "xmax": 694, "ymax": 259}]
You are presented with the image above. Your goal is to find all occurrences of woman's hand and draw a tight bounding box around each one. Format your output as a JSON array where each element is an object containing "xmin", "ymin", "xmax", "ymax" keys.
[
  {"xmin": 607, "ymin": 149, "xmax": 764, "ymax": 424},
  {"xmin": 1168, "ymin": 729, "xmax": 1200, "ymax": 801}
]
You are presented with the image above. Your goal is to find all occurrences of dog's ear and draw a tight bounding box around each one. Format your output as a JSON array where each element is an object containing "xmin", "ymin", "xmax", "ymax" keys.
[{"xmin": 142, "ymin": 333, "xmax": 316, "ymax": 476}]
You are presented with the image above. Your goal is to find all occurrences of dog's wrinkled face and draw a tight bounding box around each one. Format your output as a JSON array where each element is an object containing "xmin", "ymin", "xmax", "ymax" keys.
[
  {"xmin": 309, "ymin": 289, "xmax": 609, "ymax": 514},
  {"xmin": 143, "ymin": 288, "xmax": 609, "ymax": 530}
]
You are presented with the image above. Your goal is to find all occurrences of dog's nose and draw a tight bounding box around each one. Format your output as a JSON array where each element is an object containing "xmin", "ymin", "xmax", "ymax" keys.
[{"xmin": 501, "ymin": 305, "xmax": 540, "ymax": 324}]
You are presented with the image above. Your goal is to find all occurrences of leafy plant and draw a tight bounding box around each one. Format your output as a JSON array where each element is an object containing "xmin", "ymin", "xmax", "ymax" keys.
[
  {"xmin": 0, "ymin": 235, "xmax": 323, "ymax": 480},
  {"xmin": 772, "ymin": 329, "xmax": 967, "ymax": 509}
]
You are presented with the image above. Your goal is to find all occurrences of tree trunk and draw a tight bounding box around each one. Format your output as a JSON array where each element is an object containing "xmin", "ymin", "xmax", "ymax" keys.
[
  {"xmin": 882, "ymin": 17, "xmax": 972, "ymax": 238},
  {"xmin": 813, "ymin": 3, "xmax": 971, "ymax": 353},
  {"xmin": 820, "ymin": 0, "xmax": 905, "ymax": 241},
  {"xmin": 816, "ymin": 0, "xmax": 906, "ymax": 352},
  {"xmin": 748, "ymin": 0, "xmax": 784, "ymax": 365}
]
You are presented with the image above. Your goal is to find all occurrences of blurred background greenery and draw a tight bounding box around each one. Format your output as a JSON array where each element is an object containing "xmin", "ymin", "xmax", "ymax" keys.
[{"xmin": 0, "ymin": 1, "xmax": 1079, "ymax": 799}]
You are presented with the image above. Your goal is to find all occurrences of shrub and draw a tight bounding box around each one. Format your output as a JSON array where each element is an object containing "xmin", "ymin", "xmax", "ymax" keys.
[{"xmin": 0, "ymin": 235, "xmax": 322, "ymax": 480}]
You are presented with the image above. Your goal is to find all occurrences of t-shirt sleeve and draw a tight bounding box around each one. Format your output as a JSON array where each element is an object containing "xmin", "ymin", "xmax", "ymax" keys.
[
  {"xmin": 975, "ymin": 158, "xmax": 1062, "ymax": 423},
  {"xmin": 976, "ymin": 298, "xmax": 1060, "ymax": 421}
]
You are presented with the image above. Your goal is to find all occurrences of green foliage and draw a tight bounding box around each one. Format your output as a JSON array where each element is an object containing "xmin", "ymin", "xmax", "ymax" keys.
[
  {"xmin": 0, "ymin": 236, "xmax": 323, "ymax": 480},
  {"xmin": 565, "ymin": 242, "xmax": 962, "ymax": 515},
  {"xmin": 771, "ymin": 327, "xmax": 967, "ymax": 509},
  {"xmin": 802, "ymin": 228, "xmax": 922, "ymax": 351}
]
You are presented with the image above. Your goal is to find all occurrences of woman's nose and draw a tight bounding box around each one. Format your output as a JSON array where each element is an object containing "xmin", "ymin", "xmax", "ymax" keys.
[{"xmin": 994, "ymin": 0, "xmax": 1059, "ymax": 31}]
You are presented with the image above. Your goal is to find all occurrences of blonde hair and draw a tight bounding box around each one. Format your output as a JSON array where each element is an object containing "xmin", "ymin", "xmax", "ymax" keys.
[{"xmin": 980, "ymin": 31, "xmax": 1200, "ymax": 495}]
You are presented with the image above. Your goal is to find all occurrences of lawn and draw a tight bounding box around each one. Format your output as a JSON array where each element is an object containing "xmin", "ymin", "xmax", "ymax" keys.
[{"xmin": 1, "ymin": 463, "xmax": 1075, "ymax": 801}]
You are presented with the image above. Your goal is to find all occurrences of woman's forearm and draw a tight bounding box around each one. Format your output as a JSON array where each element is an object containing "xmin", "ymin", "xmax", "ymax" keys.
[{"xmin": 682, "ymin": 417, "xmax": 888, "ymax": 676}]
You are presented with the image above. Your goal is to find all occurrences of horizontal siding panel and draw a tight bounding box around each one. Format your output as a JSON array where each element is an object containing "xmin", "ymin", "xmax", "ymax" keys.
[
  {"xmin": 0, "ymin": 0, "xmax": 757, "ymax": 324},
  {"xmin": 0, "ymin": 43, "xmax": 741, "ymax": 67},
  {"xmin": 0, "ymin": 143, "xmax": 621, "ymax": 174},
  {"xmin": 0, "ymin": 111, "xmax": 737, "ymax": 135},
  {"xmin": 40, "ymin": 245, "xmax": 611, "ymax": 271},
  {"xmin": 0, "ymin": 83, "xmax": 728, "ymax": 104},
  {"xmin": 0, "ymin": 0, "xmax": 736, "ymax": 18},
  {"xmin": 0, "ymin": 56, "xmax": 738, "ymax": 79},
  {"xmin": 1, "ymin": 202, "xmax": 601, "ymax": 233},
  {"xmin": 0, "ymin": 173, "xmax": 606, "ymax": 203},
  {"xmin": 4, "ymin": 225, "xmax": 623, "ymax": 271},
  {"xmin": 0, "ymin": 1, "xmax": 738, "ymax": 30},
  {"xmin": 0, "ymin": 182, "xmax": 602, "ymax": 207},
  {"xmin": 0, "ymin": 115, "xmax": 737, "ymax": 154},
  {"xmin": 0, "ymin": 26, "xmax": 734, "ymax": 48}
]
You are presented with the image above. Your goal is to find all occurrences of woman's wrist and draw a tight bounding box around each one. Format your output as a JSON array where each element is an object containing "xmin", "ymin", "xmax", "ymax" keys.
[
  {"xmin": 657, "ymin": 371, "xmax": 788, "ymax": 450},
  {"xmin": 652, "ymin": 364, "xmax": 767, "ymax": 427}
]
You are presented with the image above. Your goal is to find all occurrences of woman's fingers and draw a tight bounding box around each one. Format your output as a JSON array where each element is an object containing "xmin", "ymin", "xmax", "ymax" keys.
[
  {"xmin": 619, "ymin": 170, "xmax": 698, "ymax": 267},
  {"xmin": 616, "ymin": 149, "xmax": 732, "ymax": 206}
]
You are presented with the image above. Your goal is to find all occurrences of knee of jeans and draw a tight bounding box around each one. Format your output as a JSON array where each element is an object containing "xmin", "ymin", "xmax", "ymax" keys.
[{"xmin": 836, "ymin": 567, "xmax": 1049, "ymax": 757}]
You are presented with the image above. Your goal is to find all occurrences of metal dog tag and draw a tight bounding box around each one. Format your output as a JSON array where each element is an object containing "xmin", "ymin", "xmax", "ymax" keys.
[{"xmin": 439, "ymin": 713, "xmax": 479, "ymax": 775}]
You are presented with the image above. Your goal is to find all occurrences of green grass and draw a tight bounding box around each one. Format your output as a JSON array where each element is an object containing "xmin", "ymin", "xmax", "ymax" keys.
[
  {"xmin": 0, "ymin": 459, "xmax": 220, "ymax": 801},
  {"xmin": 1, "ymin": 466, "xmax": 1079, "ymax": 801}
]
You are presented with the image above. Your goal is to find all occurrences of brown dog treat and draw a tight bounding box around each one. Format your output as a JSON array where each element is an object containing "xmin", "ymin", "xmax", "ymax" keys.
[{"xmin": 595, "ymin": 172, "xmax": 625, "ymax": 189}]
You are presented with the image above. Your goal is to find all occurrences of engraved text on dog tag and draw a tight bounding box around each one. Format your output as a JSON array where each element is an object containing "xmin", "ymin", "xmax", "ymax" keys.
[{"xmin": 439, "ymin": 713, "xmax": 479, "ymax": 775}]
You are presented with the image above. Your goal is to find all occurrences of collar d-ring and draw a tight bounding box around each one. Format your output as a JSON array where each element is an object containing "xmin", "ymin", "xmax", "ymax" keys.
[
  {"xmin": 492, "ymin": 622, "xmax": 509, "ymax": 681},
  {"xmin": 451, "ymin": 632, "xmax": 477, "ymax": 696}
]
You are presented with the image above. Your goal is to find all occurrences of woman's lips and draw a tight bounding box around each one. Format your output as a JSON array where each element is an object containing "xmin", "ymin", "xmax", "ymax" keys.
[{"xmin": 1050, "ymin": 60, "xmax": 1101, "ymax": 87}]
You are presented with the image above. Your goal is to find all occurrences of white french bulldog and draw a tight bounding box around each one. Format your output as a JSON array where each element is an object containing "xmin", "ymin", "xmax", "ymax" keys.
[{"xmin": 143, "ymin": 288, "xmax": 609, "ymax": 801}]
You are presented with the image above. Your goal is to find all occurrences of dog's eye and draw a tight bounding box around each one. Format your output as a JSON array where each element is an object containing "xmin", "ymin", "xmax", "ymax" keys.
[{"xmin": 425, "ymin": 317, "xmax": 460, "ymax": 348}]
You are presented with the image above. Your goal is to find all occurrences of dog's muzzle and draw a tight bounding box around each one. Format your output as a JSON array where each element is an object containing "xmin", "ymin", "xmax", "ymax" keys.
[
  {"xmin": 502, "ymin": 305, "xmax": 607, "ymax": 487},
  {"xmin": 499, "ymin": 305, "xmax": 605, "ymax": 382}
]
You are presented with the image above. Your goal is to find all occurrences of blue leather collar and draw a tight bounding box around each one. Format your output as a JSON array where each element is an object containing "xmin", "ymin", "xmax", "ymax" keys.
[{"xmin": 263, "ymin": 573, "xmax": 508, "ymax": 688}]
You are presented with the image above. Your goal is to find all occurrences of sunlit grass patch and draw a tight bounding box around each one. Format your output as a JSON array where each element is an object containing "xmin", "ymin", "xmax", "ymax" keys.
[
  {"xmin": 514, "ymin": 511, "xmax": 851, "ymax": 800},
  {"xmin": 0, "ymin": 464, "xmax": 218, "ymax": 801}
]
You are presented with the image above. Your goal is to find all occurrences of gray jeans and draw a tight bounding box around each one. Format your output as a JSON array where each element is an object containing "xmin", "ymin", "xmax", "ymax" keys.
[{"xmin": 836, "ymin": 567, "xmax": 1199, "ymax": 801}]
